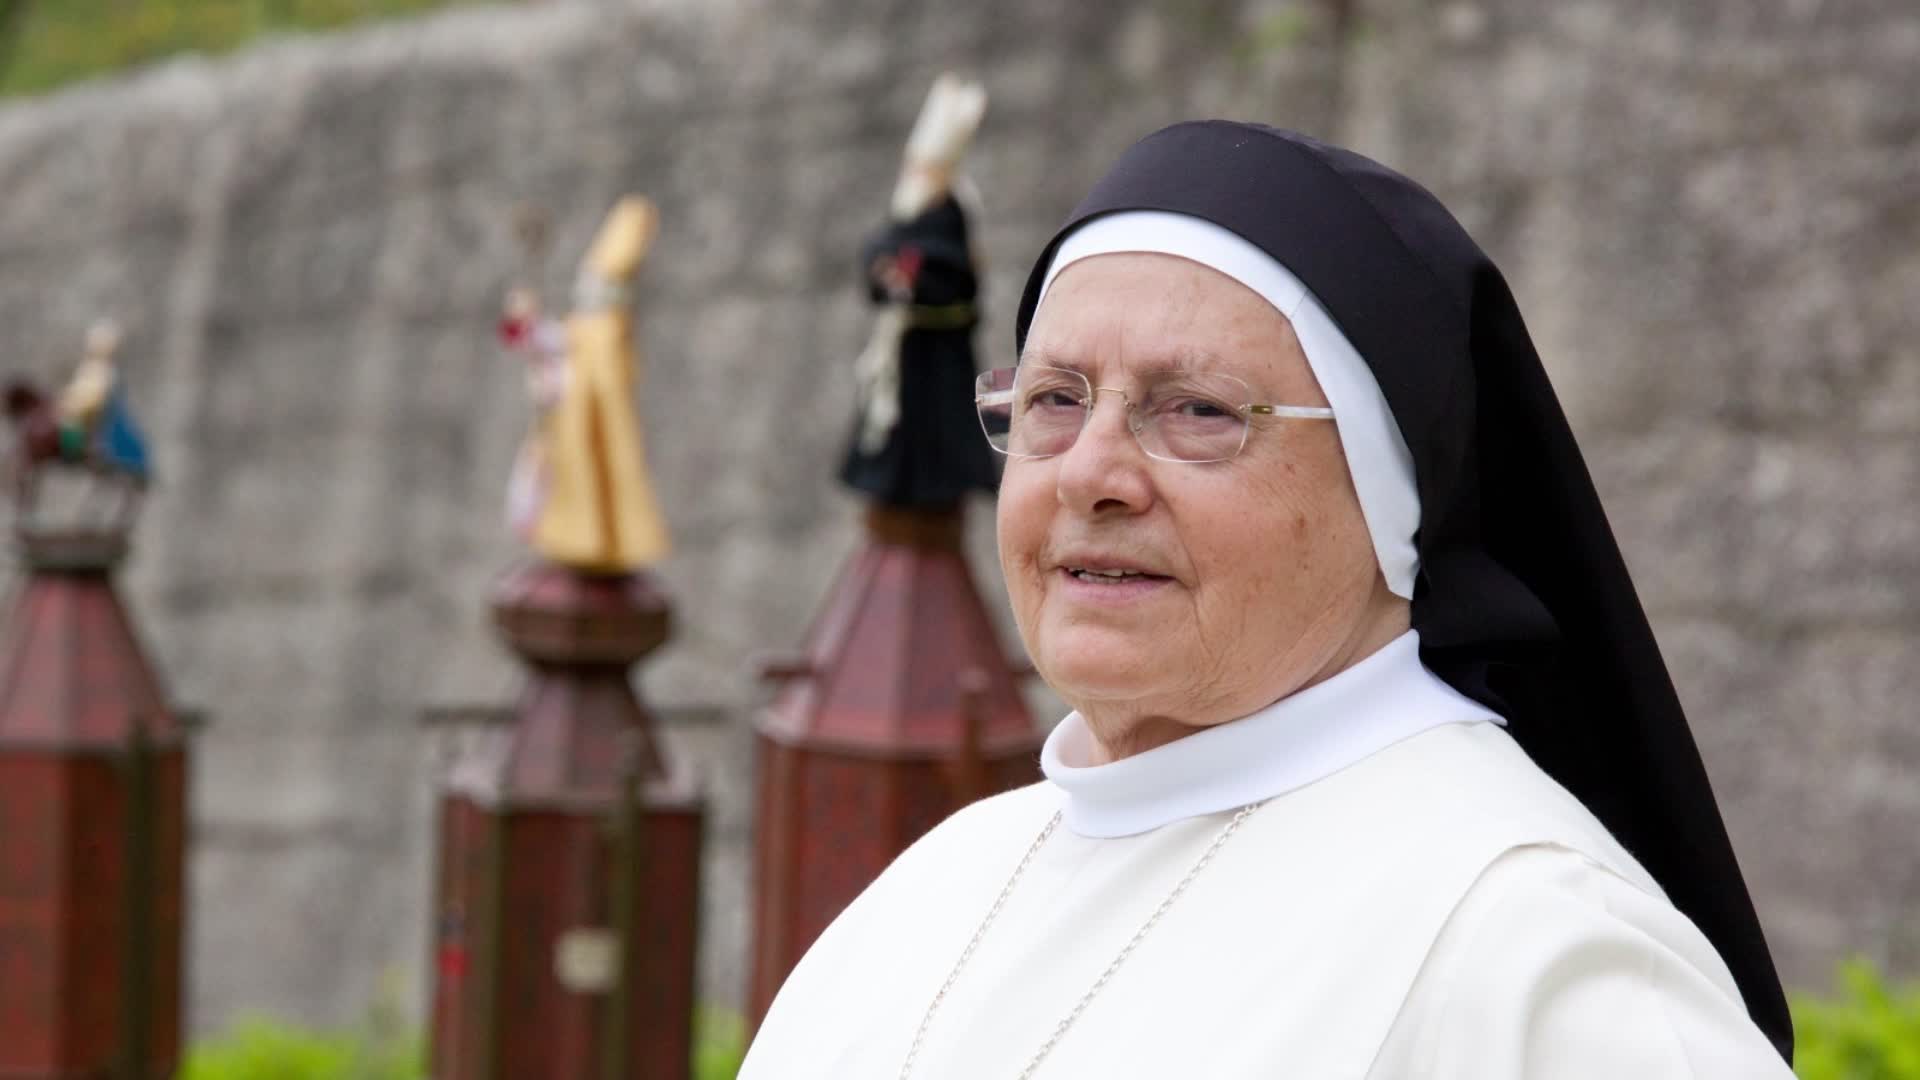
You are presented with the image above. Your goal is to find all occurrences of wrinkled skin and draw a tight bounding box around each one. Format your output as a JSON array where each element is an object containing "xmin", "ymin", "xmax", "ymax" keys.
[{"xmin": 1001, "ymin": 253, "xmax": 1410, "ymax": 762}]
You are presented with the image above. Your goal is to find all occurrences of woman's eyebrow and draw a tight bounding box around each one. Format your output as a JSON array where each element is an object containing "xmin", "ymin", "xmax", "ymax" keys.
[
  {"xmin": 1016, "ymin": 346, "xmax": 1090, "ymax": 374},
  {"xmin": 1018, "ymin": 345, "xmax": 1231, "ymax": 377},
  {"xmin": 1157, "ymin": 346, "xmax": 1230, "ymax": 374}
]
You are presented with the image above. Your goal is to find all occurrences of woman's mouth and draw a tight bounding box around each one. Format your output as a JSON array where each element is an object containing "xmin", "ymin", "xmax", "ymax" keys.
[
  {"xmin": 1064, "ymin": 567, "xmax": 1163, "ymax": 584},
  {"xmin": 1055, "ymin": 566, "xmax": 1173, "ymax": 601}
]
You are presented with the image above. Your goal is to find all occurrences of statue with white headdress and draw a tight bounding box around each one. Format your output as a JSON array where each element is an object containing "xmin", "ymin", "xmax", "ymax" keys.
[{"xmin": 839, "ymin": 74, "xmax": 1000, "ymax": 507}]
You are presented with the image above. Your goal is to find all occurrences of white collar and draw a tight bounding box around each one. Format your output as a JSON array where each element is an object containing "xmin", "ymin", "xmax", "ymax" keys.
[{"xmin": 1039, "ymin": 630, "xmax": 1501, "ymax": 838}]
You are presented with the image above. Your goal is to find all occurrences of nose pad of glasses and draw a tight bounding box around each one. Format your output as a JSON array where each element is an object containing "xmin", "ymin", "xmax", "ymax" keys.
[{"xmin": 1086, "ymin": 386, "xmax": 1144, "ymax": 442}]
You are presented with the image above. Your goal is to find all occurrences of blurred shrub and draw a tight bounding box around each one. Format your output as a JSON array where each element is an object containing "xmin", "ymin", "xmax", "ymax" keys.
[
  {"xmin": 695, "ymin": 1006, "xmax": 746, "ymax": 1080},
  {"xmin": 179, "ymin": 1016, "xmax": 421, "ymax": 1080},
  {"xmin": 1794, "ymin": 959, "xmax": 1920, "ymax": 1079},
  {"xmin": 180, "ymin": 1003, "xmax": 748, "ymax": 1080},
  {"xmin": 183, "ymin": 968, "xmax": 423, "ymax": 1080},
  {"xmin": 0, "ymin": 0, "xmax": 487, "ymax": 98},
  {"xmin": 158, "ymin": 963, "xmax": 1920, "ymax": 1080}
]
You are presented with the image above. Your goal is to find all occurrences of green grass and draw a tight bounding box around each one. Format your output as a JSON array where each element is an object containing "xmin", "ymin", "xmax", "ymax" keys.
[
  {"xmin": 695, "ymin": 1007, "xmax": 747, "ymax": 1080},
  {"xmin": 0, "ymin": 0, "xmax": 485, "ymax": 98},
  {"xmin": 1793, "ymin": 959, "xmax": 1920, "ymax": 1079},
  {"xmin": 180, "ymin": 1016, "xmax": 421, "ymax": 1080},
  {"xmin": 167, "ymin": 960, "xmax": 1920, "ymax": 1079},
  {"xmin": 180, "ymin": 1005, "xmax": 747, "ymax": 1080}
]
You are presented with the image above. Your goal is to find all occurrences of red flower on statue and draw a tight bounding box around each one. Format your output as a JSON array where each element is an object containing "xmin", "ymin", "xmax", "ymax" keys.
[{"xmin": 894, "ymin": 245, "xmax": 924, "ymax": 286}]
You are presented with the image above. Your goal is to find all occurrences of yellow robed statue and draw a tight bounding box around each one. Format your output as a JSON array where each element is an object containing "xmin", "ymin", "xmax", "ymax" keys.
[{"xmin": 528, "ymin": 196, "xmax": 671, "ymax": 573}]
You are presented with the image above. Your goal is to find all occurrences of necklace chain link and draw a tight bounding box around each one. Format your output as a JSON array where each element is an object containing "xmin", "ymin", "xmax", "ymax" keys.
[{"xmin": 899, "ymin": 801, "xmax": 1266, "ymax": 1080}]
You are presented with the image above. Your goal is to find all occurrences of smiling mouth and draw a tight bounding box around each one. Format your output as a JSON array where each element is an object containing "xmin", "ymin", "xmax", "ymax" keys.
[{"xmin": 1062, "ymin": 567, "xmax": 1170, "ymax": 584}]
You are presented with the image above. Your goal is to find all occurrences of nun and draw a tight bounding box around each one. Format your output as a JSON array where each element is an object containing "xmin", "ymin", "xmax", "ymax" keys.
[{"xmin": 740, "ymin": 122, "xmax": 1796, "ymax": 1078}]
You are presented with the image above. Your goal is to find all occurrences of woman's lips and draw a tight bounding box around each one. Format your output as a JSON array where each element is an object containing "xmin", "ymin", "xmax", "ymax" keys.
[{"xmin": 1053, "ymin": 566, "xmax": 1173, "ymax": 602}]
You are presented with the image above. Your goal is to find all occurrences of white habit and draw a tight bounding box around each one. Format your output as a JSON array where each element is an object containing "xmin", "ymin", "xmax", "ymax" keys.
[{"xmin": 741, "ymin": 633, "xmax": 1792, "ymax": 1078}]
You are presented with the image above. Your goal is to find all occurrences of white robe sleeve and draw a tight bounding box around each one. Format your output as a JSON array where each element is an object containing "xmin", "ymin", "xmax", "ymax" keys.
[{"xmin": 1369, "ymin": 844, "xmax": 1794, "ymax": 1079}]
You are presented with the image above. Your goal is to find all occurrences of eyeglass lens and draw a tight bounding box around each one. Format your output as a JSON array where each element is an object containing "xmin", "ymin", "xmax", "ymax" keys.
[{"xmin": 975, "ymin": 365, "xmax": 1252, "ymax": 463}]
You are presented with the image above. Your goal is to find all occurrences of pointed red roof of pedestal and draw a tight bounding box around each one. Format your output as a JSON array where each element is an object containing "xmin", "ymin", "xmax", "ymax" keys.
[
  {"xmin": 0, "ymin": 531, "xmax": 174, "ymax": 748},
  {"xmin": 759, "ymin": 506, "xmax": 1034, "ymax": 758}
]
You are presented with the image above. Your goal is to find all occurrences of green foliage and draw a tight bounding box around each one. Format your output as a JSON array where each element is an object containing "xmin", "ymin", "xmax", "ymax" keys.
[
  {"xmin": 0, "ymin": 0, "xmax": 486, "ymax": 98},
  {"xmin": 1243, "ymin": 9, "xmax": 1313, "ymax": 53},
  {"xmin": 180, "ymin": 1016, "xmax": 422, "ymax": 1080},
  {"xmin": 1794, "ymin": 959, "xmax": 1920, "ymax": 1079},
  {"xmin": 695, "ymin": 1007, "xmax": 747, "ymax": 1080},
  {"xmin": 155, "ymin": 965, "xmax": 1920, "ymax": 1080},
  {"xmin": 181, "ymin": 1003, "xmax": 748, "ymax": 1080},
  {"xmin": 183, "ymin": 970, "xmax": 424, "ymax": 1080}
]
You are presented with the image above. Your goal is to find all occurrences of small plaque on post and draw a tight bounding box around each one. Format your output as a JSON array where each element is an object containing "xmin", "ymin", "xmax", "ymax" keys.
[{"xmin": 553, "ymin": 927, "xmax": 621, "ymax": 994}]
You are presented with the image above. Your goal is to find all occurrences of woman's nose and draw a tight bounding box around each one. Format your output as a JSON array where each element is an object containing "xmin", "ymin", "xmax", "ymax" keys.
[{"xmin": 1054, "ymin": 388, "xmax": 1154, "ymax": 515}]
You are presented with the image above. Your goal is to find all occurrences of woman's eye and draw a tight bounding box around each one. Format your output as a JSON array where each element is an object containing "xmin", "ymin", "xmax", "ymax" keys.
[
  {"xmin": 1029, "ymin": 389, "xmax": 1084, "ymax": 410},
  {"xmin": 1166, "ymin": 398, "xmax": 1231, "ymax": 419}
]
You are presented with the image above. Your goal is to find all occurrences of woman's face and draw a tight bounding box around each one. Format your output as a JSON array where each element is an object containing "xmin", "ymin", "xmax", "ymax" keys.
[{"xmin": 1000, "ymin": 253, "xmax": 1406, "ymax": 758}]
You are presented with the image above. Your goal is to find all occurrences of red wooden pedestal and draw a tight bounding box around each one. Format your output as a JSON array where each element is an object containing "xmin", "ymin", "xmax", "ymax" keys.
[
  {"xmin": 747, "ymin": 505, "xmax": 1040, "ymax": 1027},
  {"xmin": 428, "ymin": 562, "xmax": 703, "ymax": 1080},
  {"xmin": 0, "ymin": 530, "xmax": 187, "ymax": 1080}
]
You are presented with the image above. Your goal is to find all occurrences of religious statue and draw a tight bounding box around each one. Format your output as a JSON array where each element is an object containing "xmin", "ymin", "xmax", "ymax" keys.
[
  {"xmin": 839, "ymin": 74, "xmax": 1001, "ymax": 508},
  {"xmin": 1, "ymin": 319, "xmax": 151, "ymax": 530},
  {"xmin": 497, "ymin": 196, "xmax": 671, "ymax": 573}
]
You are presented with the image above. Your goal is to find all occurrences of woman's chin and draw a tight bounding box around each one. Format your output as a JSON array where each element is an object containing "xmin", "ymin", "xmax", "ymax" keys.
[{"xmin": 1035, "ymin": 637, "xmax": 1170, "ymax": 705}]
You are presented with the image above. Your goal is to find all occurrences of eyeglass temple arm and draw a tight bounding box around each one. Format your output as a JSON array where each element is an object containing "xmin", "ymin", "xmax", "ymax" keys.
[{"xmin": 1247, "ymin": 404, "xmax": 1336, "ymax": 419}]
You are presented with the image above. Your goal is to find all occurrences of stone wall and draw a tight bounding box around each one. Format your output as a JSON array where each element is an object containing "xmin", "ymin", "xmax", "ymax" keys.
[{"xmin": 0, "ymin": 0, "xmax": 1911, "ymax": 1034}]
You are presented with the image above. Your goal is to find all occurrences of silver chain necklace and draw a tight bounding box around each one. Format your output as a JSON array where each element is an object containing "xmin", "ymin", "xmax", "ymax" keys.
[{"xmin": 898, "ymin": 800, "xmax": 1267, "ymax": 1080}]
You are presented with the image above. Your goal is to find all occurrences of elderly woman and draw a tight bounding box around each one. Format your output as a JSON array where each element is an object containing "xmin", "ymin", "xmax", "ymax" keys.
[{"xmin": 740, "ymin": 123, "xmax": 1795, "ymax": 1077}]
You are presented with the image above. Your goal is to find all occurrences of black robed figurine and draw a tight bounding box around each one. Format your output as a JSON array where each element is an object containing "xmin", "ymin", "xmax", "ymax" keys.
[
  {"xmin": 840, "ymin": 194, "xmax": 1000, "ymax": 506},
  {"xmin": 839, "ymin": 75, "xmax": 999, "ymax": 508}
]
